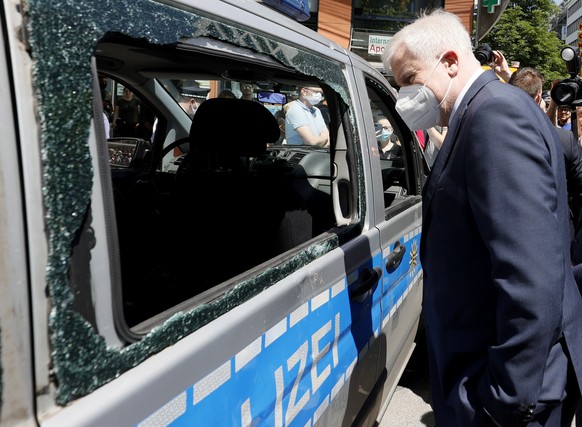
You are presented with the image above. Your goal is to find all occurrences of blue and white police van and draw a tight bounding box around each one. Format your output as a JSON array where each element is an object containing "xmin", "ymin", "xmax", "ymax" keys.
[{"xmin": 0, "ymin": 0, "xmax": 428, "ymax": 425}]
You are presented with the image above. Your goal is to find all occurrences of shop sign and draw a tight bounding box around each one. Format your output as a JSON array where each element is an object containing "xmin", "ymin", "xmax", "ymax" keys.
[{"xmin": 368, "ymin": 35, "xmax": 391, "ymax": 55}]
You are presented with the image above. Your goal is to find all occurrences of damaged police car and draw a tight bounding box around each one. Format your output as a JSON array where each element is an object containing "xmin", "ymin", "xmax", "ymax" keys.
[{"xmin": 0, "ymin": 0, "xmax": 427, "ymax": 425}]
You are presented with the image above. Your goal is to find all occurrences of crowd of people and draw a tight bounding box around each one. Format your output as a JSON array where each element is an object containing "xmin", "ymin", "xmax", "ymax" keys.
[
  {"xmin": 382, "ymin": 9, "xmax": 582, "ymax": 426},
  {"xmin": 182, "ymin": 82, "xmax": 330, "ymax": 147},
  {"xmin": 99, "ymin": 76, "xmax": 334, "ymax": 148}
]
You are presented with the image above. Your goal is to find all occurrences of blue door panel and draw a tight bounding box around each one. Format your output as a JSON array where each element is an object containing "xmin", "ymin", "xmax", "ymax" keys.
[{"xmin": 136, "ymin": 267, "xmax": 381, "ymax": 426}]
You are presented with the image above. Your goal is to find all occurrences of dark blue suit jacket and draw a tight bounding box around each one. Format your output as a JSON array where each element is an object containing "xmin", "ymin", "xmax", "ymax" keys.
[
  {"xmin": 420, "ymin": 70, "xmax": 582, "ymax": 426},
  {"xmin": 556, "ymin": 127, "xmax": 582, "ymax": 264}
]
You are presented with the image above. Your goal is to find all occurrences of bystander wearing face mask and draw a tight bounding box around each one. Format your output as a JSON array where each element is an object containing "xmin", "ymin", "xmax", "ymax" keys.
[
  {"xmin": 305, "ymin": 91, "xmax": 323, "ymax": 106},
  {"xmin": 380, "ymin": 128, "xmax": 393, "ymax": 142},
  {"xmin": 396, "ymin": 54, "xmax": 454, "ymax": 131}
]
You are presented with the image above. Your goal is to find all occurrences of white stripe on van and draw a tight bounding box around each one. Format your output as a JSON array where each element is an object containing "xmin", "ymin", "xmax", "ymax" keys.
[
  {"xmin": 138, "ymin": 392, "xmax": 186, "ymax": 427},
  {"xmin": 235, "ymin": 336, "xmax": 262, "ymax": 372},
  {"xmin": 290, "ymin": 302, "xmax": 309, "ymax": 327},
  {"xmin": 311, "ymin": 289, "xmax": 330, "ymax": 311},
  {"xmin": 265, "ymin": 317, "xmax": 287, "ymax": 347},
  {"xmin": 193, "ymin": 360, "xmax": 231, "ymax": 404}
]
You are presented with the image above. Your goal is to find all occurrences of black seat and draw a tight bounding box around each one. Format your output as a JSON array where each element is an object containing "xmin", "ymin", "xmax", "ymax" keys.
[
  {"xmin": 179, "ymin": 98, "xmax": 279, "ymax": 176},
  {"xmin": 172, "ymin": 98, "xmax": 302, "ymax": 289}
]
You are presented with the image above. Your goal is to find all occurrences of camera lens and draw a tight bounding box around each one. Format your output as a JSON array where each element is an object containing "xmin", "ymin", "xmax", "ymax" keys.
[
  {"xmin": 475, "ymin": 52, "xmax": 489, "ymax": 65},
  {"xmin": 474, "ymin": 44, "xmax": 493, "ymax": 66},
  {"xmin": 551, "ymin": 80, "xmax": 579, "ymax": 106}
]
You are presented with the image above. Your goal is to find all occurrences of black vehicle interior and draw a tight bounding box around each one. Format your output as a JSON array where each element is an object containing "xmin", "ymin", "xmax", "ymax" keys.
[
  {"xmin": 172, "ymin": 97, "xmax": 324, "ymax": 282},
  {"xmin": 95, "ymin": 34, "xmax": 341, "ymax": 331}
]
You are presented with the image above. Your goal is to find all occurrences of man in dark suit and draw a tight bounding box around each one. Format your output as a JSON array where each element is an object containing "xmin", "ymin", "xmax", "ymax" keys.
[{"xmin": 383, "ymin": 9, "xmax": 582, "ymax": 426}]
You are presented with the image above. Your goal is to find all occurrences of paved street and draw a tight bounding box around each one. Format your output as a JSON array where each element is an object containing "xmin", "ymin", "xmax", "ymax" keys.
[
  {"xmin": 381, "ymin": 368, "xmax": 434, "ymax": 427},
  {"xmin": 379, "ymin": 342, "xmax": 576, "ymax": 427},
  {"xmin": 380, "ymin": 340, "xmax": 435, "ymax": 427}
]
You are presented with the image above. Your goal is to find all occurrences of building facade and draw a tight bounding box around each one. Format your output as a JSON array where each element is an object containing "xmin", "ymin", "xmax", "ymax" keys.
[
  {"xmin": 562, "ymin": 0, "xmax": 582, "ymax": 47},
  {"xmin": 293, "ymin": 0, "xmax": 485, "ymax": 70}
]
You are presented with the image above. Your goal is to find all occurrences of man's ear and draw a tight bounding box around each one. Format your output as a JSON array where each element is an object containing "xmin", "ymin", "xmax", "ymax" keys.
[{"xmin": 442, "ymin": 51, "xmax": 459, "ymax": 77}]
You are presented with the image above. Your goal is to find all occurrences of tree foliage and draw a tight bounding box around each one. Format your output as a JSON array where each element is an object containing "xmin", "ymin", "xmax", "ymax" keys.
[{"xmin": 481, "ymin": 0, "xmax": 568, "ymax": 87}]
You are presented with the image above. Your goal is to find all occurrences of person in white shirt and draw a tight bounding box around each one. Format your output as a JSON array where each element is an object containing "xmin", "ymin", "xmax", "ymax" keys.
[{"xmin": 284, "ymin": 86, "xmax": 329, "ymax": 147}]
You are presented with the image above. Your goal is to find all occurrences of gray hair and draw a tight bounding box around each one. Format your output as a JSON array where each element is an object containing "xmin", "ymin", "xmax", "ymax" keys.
[{"xmin": 382, "ymin": 9, "xmax": 473, "ymax": 73}]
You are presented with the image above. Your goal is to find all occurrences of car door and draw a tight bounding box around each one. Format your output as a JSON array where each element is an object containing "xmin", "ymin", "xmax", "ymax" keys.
[
  {"xmin": 373, "ymin": 78, "xmax": 425, "ymax": 412},
  {"xmin": 43, "ymin": 52, "xmax": 384, "ymax": 427},
  {"xmin": 351, "ymin": 66, "xmax": 427, "ymax": 422}
]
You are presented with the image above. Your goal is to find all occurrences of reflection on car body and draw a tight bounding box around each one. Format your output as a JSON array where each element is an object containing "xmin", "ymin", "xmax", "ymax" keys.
[{"xmin": 0, "ymin": 0, "xmax": 429, "ymax": 426}]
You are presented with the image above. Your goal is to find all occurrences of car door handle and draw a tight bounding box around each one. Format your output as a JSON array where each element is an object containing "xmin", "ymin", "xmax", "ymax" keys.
[
  {"xmin": 386, "ymin": 241, "xmax": 406, "ymax": 273},
  {"xmin": 350, "ymin": 266, "xmax": 383, "ymax": 300}
]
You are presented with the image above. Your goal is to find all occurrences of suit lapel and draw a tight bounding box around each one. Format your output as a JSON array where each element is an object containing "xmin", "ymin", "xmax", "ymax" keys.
[{"xmin": 422, "ymin": 70, "xmax": 499, "ymax": 219}]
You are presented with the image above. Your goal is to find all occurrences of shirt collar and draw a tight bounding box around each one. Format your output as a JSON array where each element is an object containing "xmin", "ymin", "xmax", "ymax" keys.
[
  {"xmin": 449, "ymin": 68, "xmax": 484, "ymax": 125},
  {"xmin": 296, "ymin": 99, "xmax": 316, "ymax": 114}
]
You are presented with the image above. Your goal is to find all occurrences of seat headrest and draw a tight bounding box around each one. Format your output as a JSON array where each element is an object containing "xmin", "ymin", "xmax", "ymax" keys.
[{"xmin": 189, "ymin": 98, "xmax": 280, "ymax": 157}]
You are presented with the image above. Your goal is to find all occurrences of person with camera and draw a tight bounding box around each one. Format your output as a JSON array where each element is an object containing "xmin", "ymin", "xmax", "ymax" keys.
[
  {"xmin": 383, "ymin": 9, "xmax": 582, "ymax": 426},
  {"xmin": 475, "ymin": 43, "xmax": 513, "ymax": 82},
  {"xmin": 547, "ymin": 79, "xmax": 578, "ymax": 136}
]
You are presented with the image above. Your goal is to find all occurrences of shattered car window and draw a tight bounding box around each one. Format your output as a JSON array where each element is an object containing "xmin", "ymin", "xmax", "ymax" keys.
[{"xmin": 27, "ymin": 0, "xmax": 359, "ymax": 404}]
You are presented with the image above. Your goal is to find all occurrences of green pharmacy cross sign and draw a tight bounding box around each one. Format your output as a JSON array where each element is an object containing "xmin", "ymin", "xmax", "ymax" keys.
[
  {"xmin": 476, "ymin": 0, "xmax": 509, "ymax": 42},
  {"xmin": 482, "ymin": 0, "xmax": 501, "ymax": 13}
]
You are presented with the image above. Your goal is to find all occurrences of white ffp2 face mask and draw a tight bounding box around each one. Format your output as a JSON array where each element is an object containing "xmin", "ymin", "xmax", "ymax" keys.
[
  {"xmin": 306, "ymin": 93, "xmax": 323, "ymax": 105},
  {"xmin": 395, "ymin": 56, "xmax": 453, "ymax": 131},
  {"xmin": 396, "ymin": 85, "xmax": 441, "ymax": 131}
]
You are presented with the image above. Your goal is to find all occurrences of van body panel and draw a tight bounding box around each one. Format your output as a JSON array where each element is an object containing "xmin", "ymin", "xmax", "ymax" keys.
[{"xmin": 0, "ymin": 10, "xmax": 37, "ymax": 426}]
